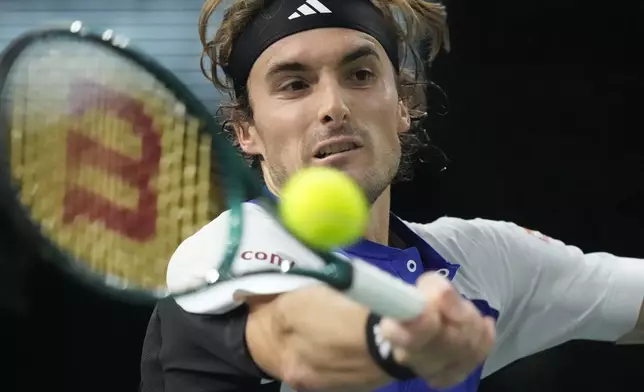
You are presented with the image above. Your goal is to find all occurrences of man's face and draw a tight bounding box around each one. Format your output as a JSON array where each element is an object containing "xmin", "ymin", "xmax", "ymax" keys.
[{"xmin": 237, "ymin": 28, "xmax": 410, "ymax": 202}]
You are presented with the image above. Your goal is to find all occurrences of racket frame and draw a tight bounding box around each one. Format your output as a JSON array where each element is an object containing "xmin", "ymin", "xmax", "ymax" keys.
[{"xmin": 0, "ymin": 23, "xmax": 248, "ymax": 303}]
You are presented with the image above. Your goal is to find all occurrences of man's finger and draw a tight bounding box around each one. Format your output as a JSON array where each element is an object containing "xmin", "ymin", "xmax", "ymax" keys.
[
  {"xmin": 440, "ymin": 288, "xmax": 479, "ymax": 324},
  {"xmin": 380, "ymin": 307, "xmax": 442, "ymax": 348},
  {"xmin": 382, "ymin": 272, "xmax": 454, "ymax": 346}
]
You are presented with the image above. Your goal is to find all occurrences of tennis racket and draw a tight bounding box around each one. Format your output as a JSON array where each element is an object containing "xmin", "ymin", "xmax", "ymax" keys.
[{"xmin": 0, "ymin": 22, "xmax": 425, "ymax": 320}]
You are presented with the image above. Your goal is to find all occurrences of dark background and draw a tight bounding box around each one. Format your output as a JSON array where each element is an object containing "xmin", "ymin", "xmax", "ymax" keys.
[{"xmin": 1, "ymin": 0, "xmax": 643, "ymax": 391}]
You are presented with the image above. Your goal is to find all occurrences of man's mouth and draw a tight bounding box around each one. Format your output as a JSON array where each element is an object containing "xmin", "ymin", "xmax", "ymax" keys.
[{"xmin": 314, "ymin": 141, "xmax": 362, "ymax": 159}]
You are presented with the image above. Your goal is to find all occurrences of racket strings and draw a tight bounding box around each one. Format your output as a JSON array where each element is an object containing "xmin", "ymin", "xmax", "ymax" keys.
[{"xmin": 2, "ymin": 37, "xmax": 225, "ymax": 292}]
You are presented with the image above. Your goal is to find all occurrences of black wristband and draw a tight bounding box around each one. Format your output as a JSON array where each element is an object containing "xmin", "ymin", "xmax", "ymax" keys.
[{"xmin": 365, "ymin": 312, "xmax": 417, "ymax": 381}]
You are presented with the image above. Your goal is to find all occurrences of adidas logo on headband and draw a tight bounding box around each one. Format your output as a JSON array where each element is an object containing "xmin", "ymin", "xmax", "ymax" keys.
[{"xmin": 288, "ymin": 0, "xmax": 332, "ymax": 20}]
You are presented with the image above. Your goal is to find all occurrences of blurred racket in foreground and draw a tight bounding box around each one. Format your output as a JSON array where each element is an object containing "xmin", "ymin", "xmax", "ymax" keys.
[{"xmin": 0, "ymin": 22, "xmax": 424, "ymax": 320}]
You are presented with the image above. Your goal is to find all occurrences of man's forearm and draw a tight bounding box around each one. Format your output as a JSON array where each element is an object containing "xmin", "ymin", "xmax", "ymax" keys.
[{"xmin": 245, "ymin": 287, "xmax": 393, "ymax": 391}]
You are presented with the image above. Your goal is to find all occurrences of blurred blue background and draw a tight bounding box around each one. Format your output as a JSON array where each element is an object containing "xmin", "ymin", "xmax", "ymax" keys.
[{"xmin": 1, "ymin": 0, "xmax": 223, "ymax": 111}]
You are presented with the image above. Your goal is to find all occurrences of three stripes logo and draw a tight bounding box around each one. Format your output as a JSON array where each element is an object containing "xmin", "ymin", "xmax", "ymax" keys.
[{"xmin": 288, "ymin": 0, "xmax": 332, "ymax": 20}]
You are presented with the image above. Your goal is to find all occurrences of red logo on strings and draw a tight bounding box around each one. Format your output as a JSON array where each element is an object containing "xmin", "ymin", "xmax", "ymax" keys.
[{"xmin": 62, "ymin": 81, "xmax": 162, "ymax": 242}]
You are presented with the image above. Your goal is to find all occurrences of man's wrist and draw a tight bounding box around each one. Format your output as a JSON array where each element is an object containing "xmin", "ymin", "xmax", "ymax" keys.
[{"xmin": 365, "ymin": 312, "xmax": 418, "ymax": 381}]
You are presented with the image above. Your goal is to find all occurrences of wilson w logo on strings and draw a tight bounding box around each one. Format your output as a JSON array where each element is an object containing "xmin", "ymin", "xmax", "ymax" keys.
[{"xmin": 63, "ymin": 81, "xmax": 162, "ymax": 242}]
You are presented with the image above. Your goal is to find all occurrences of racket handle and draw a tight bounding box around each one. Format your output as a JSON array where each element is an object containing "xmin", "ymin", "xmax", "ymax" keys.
[{"xmin": 346, "ymin": 258, "xmax": 426, "ymax": 321}]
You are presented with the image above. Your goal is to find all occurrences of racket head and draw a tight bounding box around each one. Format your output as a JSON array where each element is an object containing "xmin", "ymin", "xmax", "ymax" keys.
[{"xmin": 0, "ymin": 22, "xmax": 254, "ymax": 303}]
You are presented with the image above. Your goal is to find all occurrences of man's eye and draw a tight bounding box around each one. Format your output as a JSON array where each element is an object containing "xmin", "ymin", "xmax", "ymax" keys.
[
  {"xmin": 349, "ymin": 69, "xmax": 375, "ymax": 84},
  {"xmin": 280, "ymin": 79, "xmax": 309, "ymax": 91}
]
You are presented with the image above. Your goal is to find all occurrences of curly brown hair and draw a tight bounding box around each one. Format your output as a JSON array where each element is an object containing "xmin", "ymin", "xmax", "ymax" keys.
[{"xmin": 198, "ymin": 0, "xmax": 450, "ymax": 181}]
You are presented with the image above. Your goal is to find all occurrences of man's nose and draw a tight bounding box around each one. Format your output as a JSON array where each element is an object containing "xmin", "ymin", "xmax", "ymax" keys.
[{"xmin": 317, "ymin": 79, "xmax": 350, "ymax": 129}]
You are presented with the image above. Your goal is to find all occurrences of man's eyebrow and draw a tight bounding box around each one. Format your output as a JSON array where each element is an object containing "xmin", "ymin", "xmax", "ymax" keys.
[
  {"xmin": 264, "ymin": 45, "xmax": 381, "ymax": 80},
  {"xmin": 339, "ymin": 45, "xmax": 380, "ymax": 67},
  {"xmin": 265, "ymin": 61, "xmax": 309, "ymax": 80}
]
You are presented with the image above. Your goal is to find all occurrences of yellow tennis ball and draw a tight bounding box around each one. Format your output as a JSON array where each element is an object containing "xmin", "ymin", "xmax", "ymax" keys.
[{"xmin": 279, "ymin": 167, "xmax": 369, "ymax": 251}]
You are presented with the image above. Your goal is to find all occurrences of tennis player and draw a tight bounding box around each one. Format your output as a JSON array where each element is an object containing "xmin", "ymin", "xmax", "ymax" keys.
[{"xmin": 139, "ymin": 0, "xmax": 644, "ymax": 391}]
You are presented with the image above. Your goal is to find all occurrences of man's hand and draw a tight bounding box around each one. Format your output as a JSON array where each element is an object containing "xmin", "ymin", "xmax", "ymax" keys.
[
  {"xmin": 380, "ymin": 273, "xmax": 496, "ymax": 389},
  {"xmin": 245, "ymin": 272, "xmax": 496, "ymax": 391},
  {"xmin": 246, "ymin": 286, "xmax": 384, "ymax": 392}
]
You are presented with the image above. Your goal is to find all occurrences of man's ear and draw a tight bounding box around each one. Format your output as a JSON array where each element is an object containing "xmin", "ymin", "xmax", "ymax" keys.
[
  {"xmin": 235, "ymin": 121, "xmax": 263, "ymax": 156},
  {"xmin": 397, "ymin": 99, "xmax": 411, "ymax": 134}
]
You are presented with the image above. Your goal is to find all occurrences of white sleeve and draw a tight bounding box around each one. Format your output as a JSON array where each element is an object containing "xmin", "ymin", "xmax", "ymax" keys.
[
  {"xmin": 166, "ymin": 202, "xmax": 326, "ymax": 315},
  {"xmin": 408, "ymin": 217, "xmax": 644, "ymax": 377}
]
